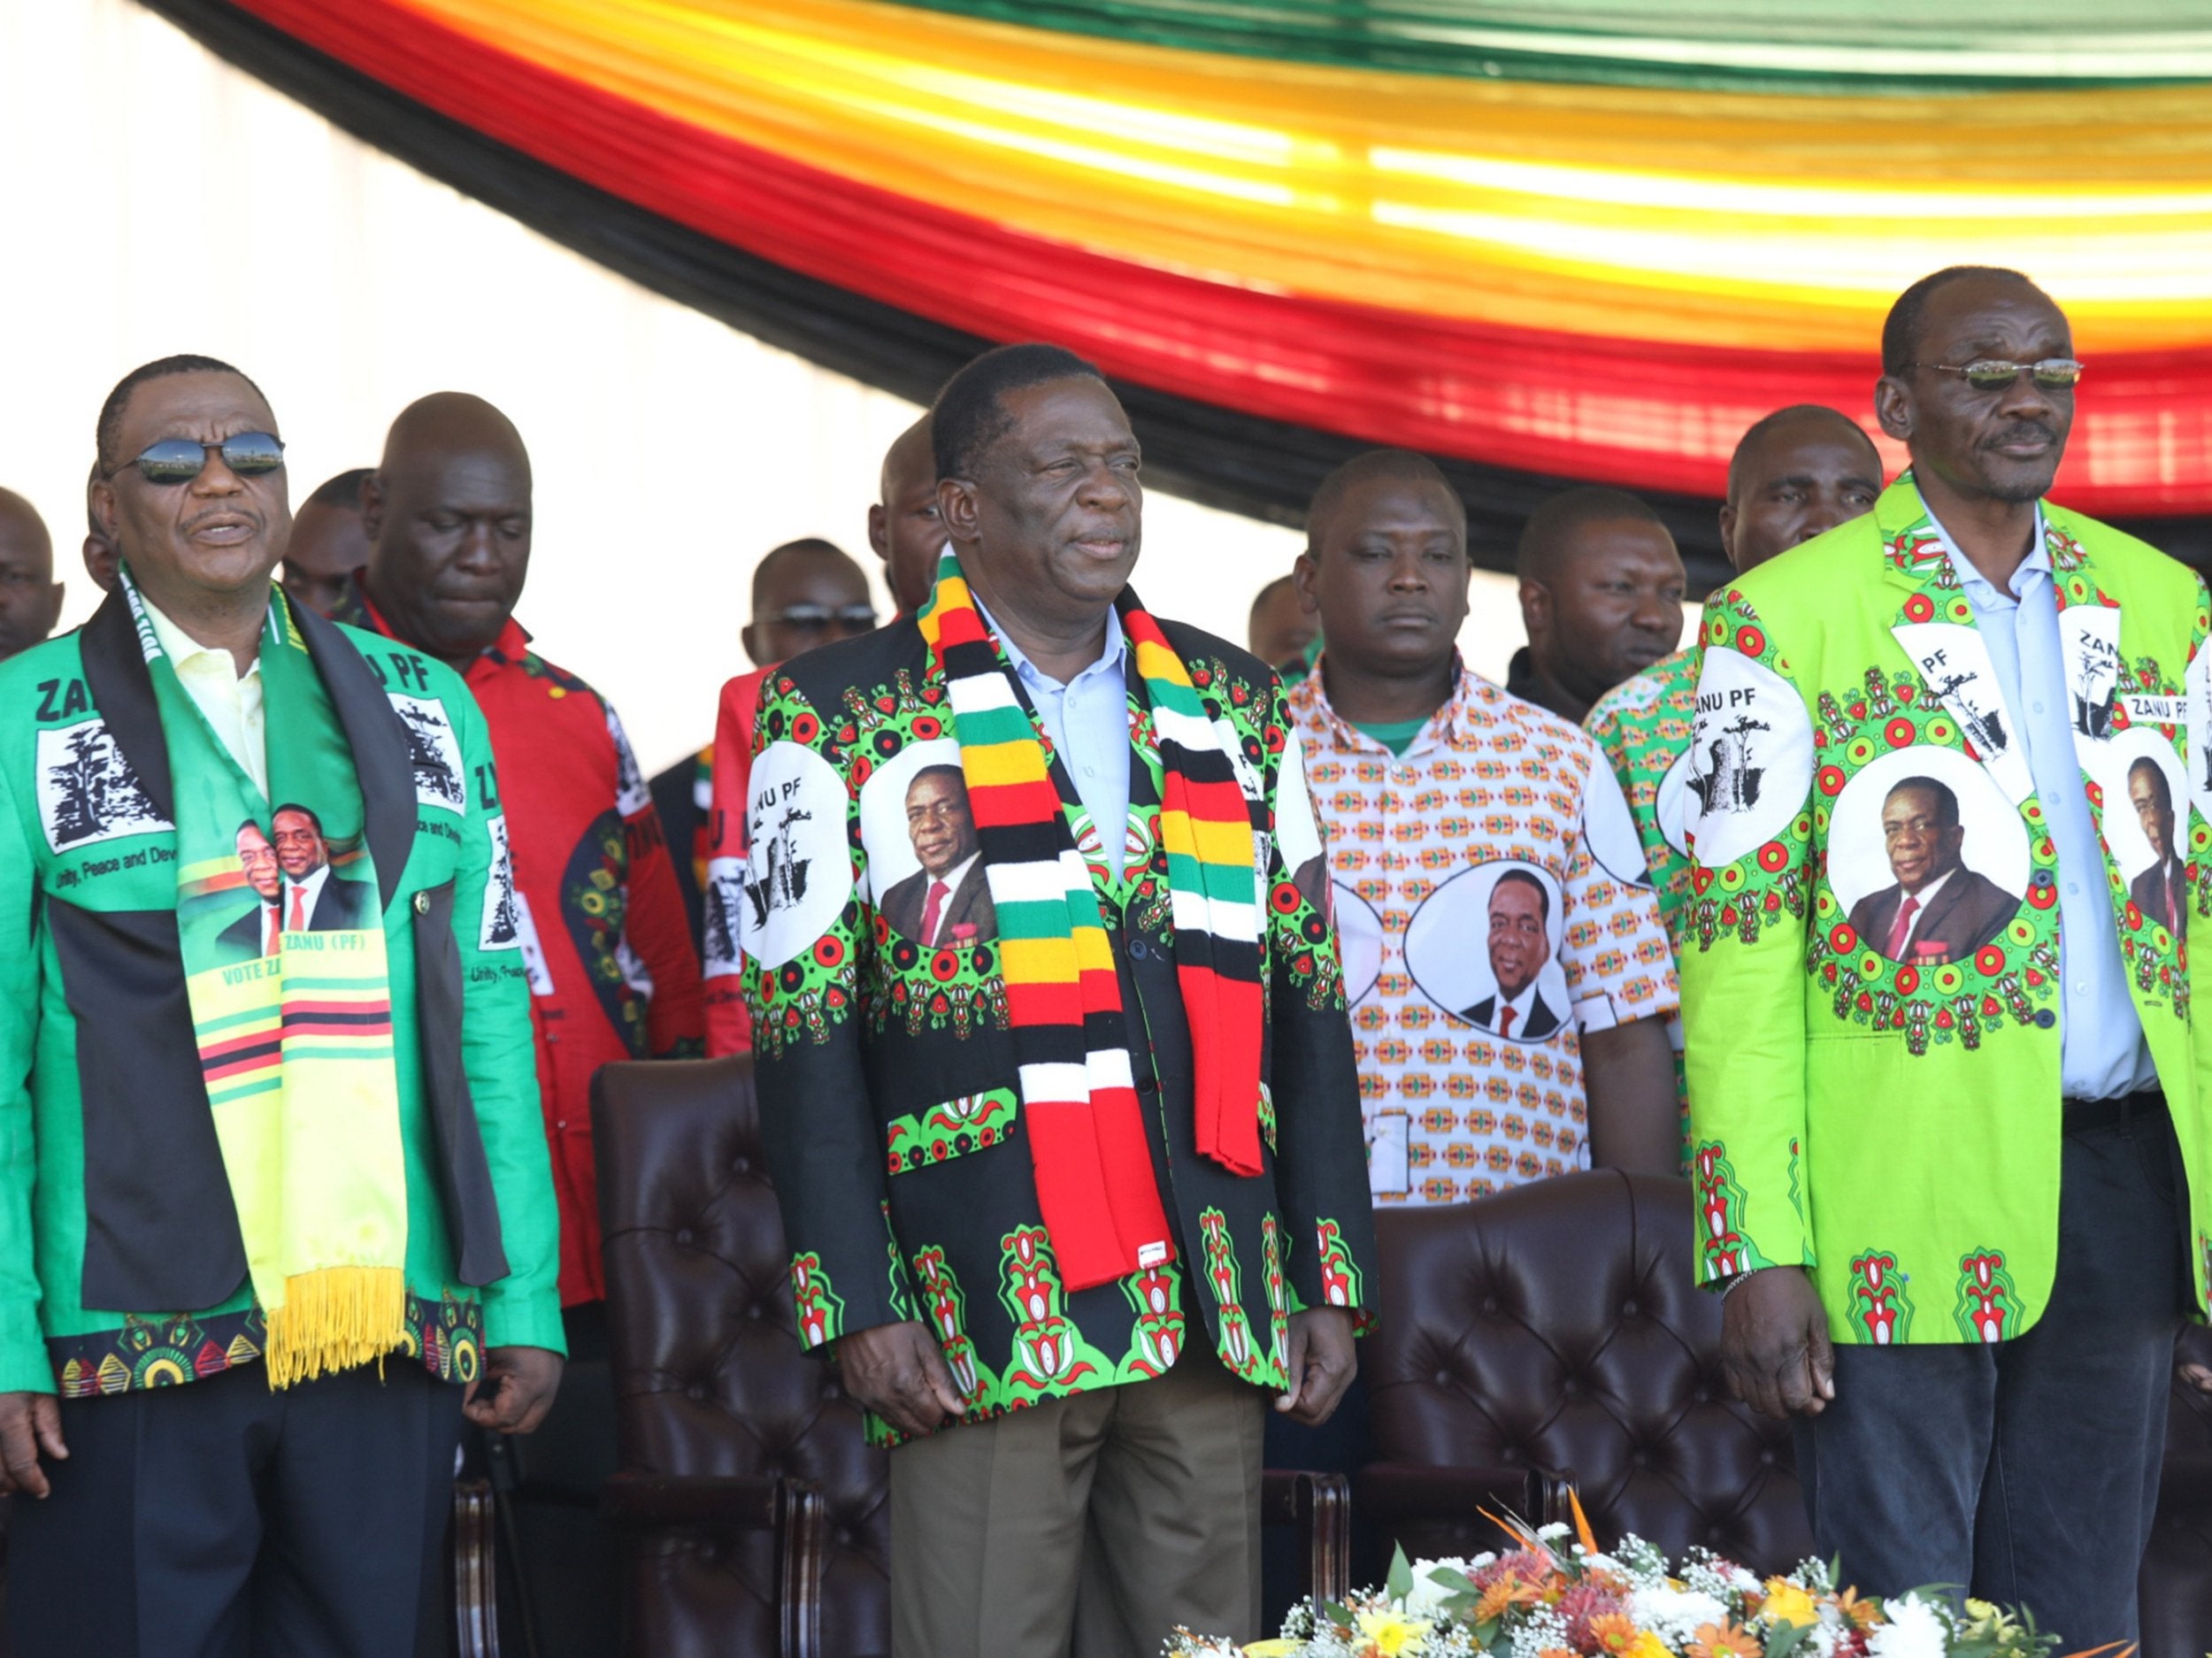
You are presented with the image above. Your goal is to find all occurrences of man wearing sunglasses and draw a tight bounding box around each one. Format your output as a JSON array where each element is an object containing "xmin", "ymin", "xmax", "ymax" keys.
[
  {"xmin": 1681, "ymin": 267, "xmax": 2210, "ymax": 1642},
  {"xmin": 0, "ymin": 355, "xmax": 563, "ymax": 1656}
]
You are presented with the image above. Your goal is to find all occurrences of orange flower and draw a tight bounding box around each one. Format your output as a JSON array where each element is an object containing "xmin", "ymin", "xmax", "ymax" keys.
[
  {"xmin": 1832, "ymin": 1587, "xmax": 1882, "ymax": 1631},
  {"xmin": 1586, "ymin": 1612, "xmax": 1642, "ymax": 1654},
  {"xmin": 1689, "ymin": 1622, "xmax": 1762, "ymax": 1658},
  {"xmin": 1474, "ymin": 1575, "xmax": 1546, "ymax": 1623}
]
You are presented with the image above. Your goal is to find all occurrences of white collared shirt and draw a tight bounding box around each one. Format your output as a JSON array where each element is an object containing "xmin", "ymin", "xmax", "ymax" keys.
[
  {"xmin": 919, "ymin": 851, "xmax": 981, "ymax": 945},
  {"xmin": 284, "ymin": 863, "xmax": 331, "ymax": 929},
  {"xmin": 142, "ymin": 595, "xmax": 267, "ymax": 797},
  {"xmin": 1888, "ymin": 865, "xmax": 1955, "ymax": 951}
]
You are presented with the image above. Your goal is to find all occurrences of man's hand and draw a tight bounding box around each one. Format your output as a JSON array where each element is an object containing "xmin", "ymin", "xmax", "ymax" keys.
[
  {"xmin": 1276, "ymin": 1308, "xmax": 1357, "ymax": 1427},
  {"xmin": 1720, "ymin": 1268, "xmax": 1834, "ymax": 1419},
  {"xmin": 0, "ymin": 1393, "xmax": 66, "ymax": 1499},
  {"xmin": 836, "ymin": 1321, "xmax": 966, "ymax": 1438},
  {"xmin": 465, "ymin": 1347, "xmax": 565, "ymax": 1434},
  {"xmin": 2177, "ymin": 1324, "xmax": 2212, "ymax": 1395},
  {"xmin": 1580, "ymin": 1017, "xmax": 1684, "ymax": 1177}
]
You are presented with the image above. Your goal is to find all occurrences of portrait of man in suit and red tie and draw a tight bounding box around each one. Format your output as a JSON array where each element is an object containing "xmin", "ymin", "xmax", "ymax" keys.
[
  {"xmin": 1458, "ymin": 868, "xmax": 1563, "ymax": 1040},
  {"xmin": 1846, "ymin": 774, "xmax": 2019, "ymax": 964},
  {"xmin": 2128, "ymin": 756, "xmax": 2187, "ymax": 940},
  {"xmin": 215, "ymin": 819, "xmax": 287, "ymax": 962},
  {"xmin": 878, "ymin": 764, "xmax": 998, "ymax": 947}
]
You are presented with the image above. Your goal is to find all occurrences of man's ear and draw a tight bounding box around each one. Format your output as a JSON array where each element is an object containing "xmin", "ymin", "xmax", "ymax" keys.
[
  {"xmin": 357, "ymin": 472, "xmax": 387, "ymax": 544},
  {"xmin": 1717, "ymin": 502, "xmax": 1739, "ymax": 572},
  {"xmin": 1292, "ymin": 548, "xmax": 1320, "ymax": 616},
  {"xmin": 938, "ymin": 478, "xmax": 982, "ymax": 547},
  {"xmin": 1874, "ymin": 374, "xmax": 1913, "ymax": 443},
  {"xmin": 1517, "ymin": 577, "xmax": 1552, "ymax": 649},
  {"xmin": 741, "ymin": 621, "xmax": 765, "ymax": 670},
  {"xmin": 90, "ymin": 479, "xmax": 119, "ymax": 542},
  {"xmin": 867, "ymin": 502, "xmax": 889, "ymax": 562}
]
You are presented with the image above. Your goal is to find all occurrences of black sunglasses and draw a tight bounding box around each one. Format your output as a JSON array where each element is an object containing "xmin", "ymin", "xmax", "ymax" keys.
[
  {"xmin": 768, "ymin": 603, "xmax": 879, "ymax": 633},
  {"xmin": 105, "ymin": 432, "xmax": 287, "ymax": 485}
]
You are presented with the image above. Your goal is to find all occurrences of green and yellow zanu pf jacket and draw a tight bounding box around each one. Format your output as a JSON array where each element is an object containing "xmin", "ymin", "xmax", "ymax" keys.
[
  {"xmin": 0, "ymin": 591, "xmax": 562, "ymax": 1396},
  {"xmin": 1682, "ymin": 477, "xmax": 2212, "ymax": 1344}
]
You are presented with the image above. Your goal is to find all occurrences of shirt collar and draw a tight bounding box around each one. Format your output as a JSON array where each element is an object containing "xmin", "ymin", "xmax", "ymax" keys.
[
  {"xmin": 1901, "ymin": 864, "xmax": 1955, "ymax": 911},
  {"xmin": 1302, "ymin": 654, "xmax": 1471, "ymax": 757},
  {"xmin": 972, "ymin": 595, "xmax": 1126, "ymax": 688},
  {"xmin": 932, "ymin": 850, "xmax": 981, "ymax": 892},
  {"xmin": 1918, "ymin": 492, "xmax": 2050, "ymax": 610},
  {"xmin": 349, "ymin": 577, "xmax": 531, "ymax": 679},
  {"xmin": 142, "ymin": 592, "xmax": 262, "ymax": 681}
]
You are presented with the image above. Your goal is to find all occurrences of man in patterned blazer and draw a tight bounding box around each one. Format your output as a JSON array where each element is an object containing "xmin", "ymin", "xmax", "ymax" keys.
[{"xmin": 743, "ymin": 344, "xmax": 1376, "ymax": 1655}]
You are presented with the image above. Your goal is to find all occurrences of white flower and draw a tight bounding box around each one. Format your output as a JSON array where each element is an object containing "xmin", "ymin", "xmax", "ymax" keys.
[
  {"xmin": 1629, "ymin": 1585, "xmax": 1730, "ymax": 1646},
  {"xmin": 1536, "ymin": 1523, "xmax": 1572, "ymax": 1543},
  {"xmin": 1868, "ymin": 1594, "xmax": 1948, "ymax": 1658},
  {"xmin": 1404, "ymin": 1559, "xmax": 1476, "ymax": 1616}
]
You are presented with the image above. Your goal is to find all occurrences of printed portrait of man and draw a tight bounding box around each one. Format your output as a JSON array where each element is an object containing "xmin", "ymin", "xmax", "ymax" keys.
[
  {"xmin": 215, "ymin": 819, "xmax": 286, "ymax": 961},
  {"xmin": 272, "ymin": 802, "xmax": 376, "ymax": 933},
  {"xmin": 879, "ymin": 764, "xmax": 997, "ymax": 948},
  {"xmin": 1847, "ymin": 775, "xmax": 2017, "ymax": 963},
  {"xmin": 1458, "ymin": 869, "xmax": 1561, "ymax": 1040},
  {"xmin": 2128, "ymin": 756, "xmax": 2187, "ymax": 940}
]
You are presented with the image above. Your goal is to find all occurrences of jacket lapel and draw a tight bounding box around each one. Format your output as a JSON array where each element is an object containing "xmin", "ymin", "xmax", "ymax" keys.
[
  {"xmin": 294, "ymin": 601, "xmax": 414, "ymax": 911},
  {"xmin": 78, "ymin": 588, "xmax": 176, "ymax": 823},
  {"xmin": 1879, "ymin": 479, "xmax": 2038, "ymax": 806}
]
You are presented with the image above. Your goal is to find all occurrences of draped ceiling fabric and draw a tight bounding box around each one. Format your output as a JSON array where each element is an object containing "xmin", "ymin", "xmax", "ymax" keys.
[{"xmin": 142, "ymin": 0, "xmax": 2212, "ymax": 582}]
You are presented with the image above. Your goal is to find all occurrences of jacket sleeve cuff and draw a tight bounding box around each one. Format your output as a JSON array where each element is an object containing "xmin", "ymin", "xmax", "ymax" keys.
[
  {"xmin": 0, "ymin": 1334, "xmax": 54, "ymax": 1395},
  {"xmin": 480, "ymin": 1293, "xmax": 570, "ymax": 1356}
]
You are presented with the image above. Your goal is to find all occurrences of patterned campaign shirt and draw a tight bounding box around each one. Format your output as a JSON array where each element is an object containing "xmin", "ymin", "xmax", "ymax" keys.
[
  {"xmin": 1287, "ymin": 660, "xmax": 1679, "ymax": 1204},
  {"xmin": 1583, "ymin": 648, "xmax": 1701, "ymax": 945}
]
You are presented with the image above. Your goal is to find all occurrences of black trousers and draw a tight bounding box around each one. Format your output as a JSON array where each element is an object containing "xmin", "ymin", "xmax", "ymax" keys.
[
  {"xmin": 6, "ymin": 1358, "xmax": 465, "ymax": 1658},
  {"xmin": 1793, "ymin": 1102, "xmax": 2186, "ymax": 1646}
]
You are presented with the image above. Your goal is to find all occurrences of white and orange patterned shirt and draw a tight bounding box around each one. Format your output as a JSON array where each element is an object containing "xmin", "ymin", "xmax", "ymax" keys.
[{"xmin": 1287, "ymin": 662, "xmax": 1679, "ymax": 1204}]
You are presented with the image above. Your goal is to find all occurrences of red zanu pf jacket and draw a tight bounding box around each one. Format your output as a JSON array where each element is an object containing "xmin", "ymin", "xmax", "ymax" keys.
[{"xmin": 344, "ymin": 591, "xmax": 705, "ymax": 1304}]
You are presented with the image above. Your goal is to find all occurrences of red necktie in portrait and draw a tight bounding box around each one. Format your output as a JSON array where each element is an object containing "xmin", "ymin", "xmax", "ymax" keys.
[
  {"xmin": 921, "ymin": 879, "xmax": 949, "ymax": 947},
  {"xmin": 264, "ymin": 903, "xmax": 280, "ymax": 956},
  {"xmin": 1886, "ymin": 894, "xmax": 1920, "ymax": 958},
  {"xmin": 1497, "ymin": 1005, "xmax": 1516, "ymax": 1038},
  {"xmin": 288, "ymin": 886, "xmax": 308, "ymax": 933}
]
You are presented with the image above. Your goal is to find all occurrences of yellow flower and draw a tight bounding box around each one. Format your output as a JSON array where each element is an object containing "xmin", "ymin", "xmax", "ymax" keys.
[
  {"xmin": 1625, "ymin": 1631, "xmax": 1672, "ymax": 1658},
  {"xmin": 1762, "ymin": 1579, "xmax": 1818, "ymax": 1628},
  {"xmin": 1355, "ymin": 1609, "xmax": 1430, "ymax": 1655},
  {"xmin": 1243, "ymin": 1643, "xmax": 1298, "ymax": 1657}
]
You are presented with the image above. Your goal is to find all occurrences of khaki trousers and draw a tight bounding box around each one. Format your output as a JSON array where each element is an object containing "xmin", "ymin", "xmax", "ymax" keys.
[{"xmin": 888, "ymin": 1346, "xmax": 1266, "ymax": 1657}]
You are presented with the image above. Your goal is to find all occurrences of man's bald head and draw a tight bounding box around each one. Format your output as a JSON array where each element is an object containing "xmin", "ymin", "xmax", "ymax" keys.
[
  {"xmin": 743, "ymin": 537, "xmax": 876, "ymax": 668},
  {"xmin": 1720, "ymin": 405, "xmax": 1885, "ymax": 572},
  {"xmin": 871, "ymin": 415, "xmax": 946, "ymax": 616},
  {"xmin": 360, "ymin": 393, "xmax": 534, "ymax": 668},
  {"xmin": 0, "ymin": 488, "xmax": 63, "ymax": 660}
]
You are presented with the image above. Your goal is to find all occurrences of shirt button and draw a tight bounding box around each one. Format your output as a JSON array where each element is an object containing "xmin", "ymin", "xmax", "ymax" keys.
[
  {"xmin": 2032, "ymin": 702, "xmax": 2046, "ymax": 715},
  {"xmin": 413, "ymin": 891, "xmax": 431, "ymax": 915},
  {"xmin": 2066, "ymin": 884, "xmax": 2079, "ymax": 897}
]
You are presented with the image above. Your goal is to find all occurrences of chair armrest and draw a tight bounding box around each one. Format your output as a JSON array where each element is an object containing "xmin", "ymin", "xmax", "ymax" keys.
[
  {"xmin": 601, "ymin": 1473, "xmax": 825, "ymax": 1658},
  {"xmin": 1261, "ymin": 1469, "xmax": 1351, "ymax": 1605},
  {"xmin": 1355, "ymin": 1462, "xmax": 1546, "ymax": 1531}
]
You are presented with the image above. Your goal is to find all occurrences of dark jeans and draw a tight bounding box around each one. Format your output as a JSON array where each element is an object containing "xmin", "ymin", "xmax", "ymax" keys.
[
  {"xmin": 7, "ymin": 1358, "xmax": 464, "ymax": 1658},
  {"xmin": 1794, "ymin": 1101, "xmax": 2186, "ymax": 1646}
]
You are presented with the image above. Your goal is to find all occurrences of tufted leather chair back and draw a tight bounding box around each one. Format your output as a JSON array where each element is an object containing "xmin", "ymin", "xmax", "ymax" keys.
[
  {"xmin": 1366, "ymin": 1170, "xmax": 1813, "ymax": 1574},
  {"xmin": 595, "ymin": 1056, "xmax": 888, "ymax": 1658},
  {"xmin": 2142, "ymin": 1352, "xmax": 2212, "ymax": 1658}
]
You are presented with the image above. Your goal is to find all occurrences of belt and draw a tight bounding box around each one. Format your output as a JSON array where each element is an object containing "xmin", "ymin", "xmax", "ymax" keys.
[{"xmin": 2061, "ymin": 1088, "xmax": 2163, "ymax": 1134}]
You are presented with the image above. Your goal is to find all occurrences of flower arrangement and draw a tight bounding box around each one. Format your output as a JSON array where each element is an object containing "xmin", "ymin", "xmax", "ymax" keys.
[{"xmin": 1164, "ymin": 1506, "xmax": 2070, "ymax": 1658}]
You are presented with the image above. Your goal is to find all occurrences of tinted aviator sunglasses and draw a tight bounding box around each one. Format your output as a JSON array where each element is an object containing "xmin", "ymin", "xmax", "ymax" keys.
[
  {"xmin": 1909, "ymin": 358, "xmax": 2085, "ymax": 391},
  {"xmin": 769, "ymin": 603, "xmax": 879, "ymax": 633},
  {"xmin": 104, "ymin": 431, "xmax": 287, "ymax": 485}
]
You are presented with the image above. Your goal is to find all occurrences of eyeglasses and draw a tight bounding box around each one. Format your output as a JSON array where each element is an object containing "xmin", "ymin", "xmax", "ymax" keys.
[
  {"xmin": 105, "ymin": 432, "xmax": 287, "ymax": 485},
  {"xmin": 1908, "ymin": 358, "xmax": 2084, "ymax": 391},
  {"xmin": 765, "ymin": 603, "xmax": 878, "ymax": 633}
]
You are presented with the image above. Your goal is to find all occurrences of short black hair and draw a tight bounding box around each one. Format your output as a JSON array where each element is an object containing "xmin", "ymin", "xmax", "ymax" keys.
[
  {"xmin": 1306, "ymin": 449, "xmax": 1467, "ymax": 546},
  {"xmin": 1248, "ymin": 573, "xmax": 1294, "ymax": 617},
  {"xmin": 749, "ymin": 537, "xmax": 857, "ymax": 610},
  {"xmin": 306, "ymin": 468, "xmax": 373, "ymax": 511},
  {"xmin": 1492, "ymin": 866, "xmax": 1552, "ymax": 925},
  {"xmin": 1880, "ymin": 266, "xmax": 2047, "ymax": 378},
  {"xmin": 1886, "ymin": 775, "xmax": 1960, "ymax": 829},
  {"xmin": 2130, "ymin": 756, "xmax": 2174, "ymax": 806},
  {"xmin": 272, "ymin": 802, "xmax": 324, "ymax": 835},
  {"xmin": 931, "ymin": 343, "xmax": 1107, "ymax": 480},
  {"xmin": 1515, "ymin": 486, "xmax": 1666, "ymax": 580},
  {"xmin": 96, "ymin": 354, "xmax": 270, "ymax": 476},
  {"xmin": 907, "ymin": 764, "xmax": 966, "ymax": 802},
  {"xmin": 1725, "ymin": 405, "xmax": 1882, "ymax": 503}
]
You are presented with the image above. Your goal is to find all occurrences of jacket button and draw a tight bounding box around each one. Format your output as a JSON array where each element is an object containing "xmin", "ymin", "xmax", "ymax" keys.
[
  {"xmin": 1137, "ymin": 1076, "xmax": 1158, "ymax": 1094},
  {"xmin": 413, "ymin": 892, "xmax": 430, "ymax": 915},
  {"xmin": 1129, "ymin": 938, "xmax": 1149, "ymax": 960}
]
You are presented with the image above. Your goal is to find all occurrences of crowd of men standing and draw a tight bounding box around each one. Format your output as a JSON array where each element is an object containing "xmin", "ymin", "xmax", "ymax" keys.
[{"xmin": 0, "ymin": 259, "xmax": 2202, "ymax": 1658}]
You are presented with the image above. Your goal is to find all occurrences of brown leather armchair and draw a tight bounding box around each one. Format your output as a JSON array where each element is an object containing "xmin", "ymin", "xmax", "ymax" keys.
[
  {"xmin": 1359, "ymin": 1170, "xmax": 1812, "ymax": 1572},
  {"xmin": 593, "ymin": 1055, "xmax": 867, "ymax": 1658}
]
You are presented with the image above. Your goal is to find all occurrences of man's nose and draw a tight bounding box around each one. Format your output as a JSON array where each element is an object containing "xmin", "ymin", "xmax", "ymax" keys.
[{"xmin": 1996, "ymin": 371, "xmax": 2060, "ymax": 425}]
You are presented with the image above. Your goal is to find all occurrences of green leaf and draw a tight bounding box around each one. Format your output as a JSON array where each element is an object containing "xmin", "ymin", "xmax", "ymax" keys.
[
  {"xmin": 1386, "ymin": 1545, "xmax": 1415, "ymax": 1603},
  {"xmin": 1763, "ymin": 1617, "xmax": 1816, "ymax": 1658}
]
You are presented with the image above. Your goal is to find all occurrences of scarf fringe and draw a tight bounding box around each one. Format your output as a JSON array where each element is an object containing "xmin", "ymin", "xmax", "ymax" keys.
[{"xmin": 263, "ymin": 1265, "xmax": 408, "ymax": 1389}]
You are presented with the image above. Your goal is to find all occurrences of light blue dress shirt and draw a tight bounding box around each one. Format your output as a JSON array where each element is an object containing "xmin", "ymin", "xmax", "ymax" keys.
[
  {"xmin": 976, "ymin": 597, "xmax": 1133, "ymax": 842},
  {"xmin": 1938, "ymin": 501, "xmax": 2156, "ymax": 1100}
]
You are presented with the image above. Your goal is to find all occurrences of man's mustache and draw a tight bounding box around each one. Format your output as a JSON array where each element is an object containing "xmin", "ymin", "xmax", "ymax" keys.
[{"xmin": 1985, "ymin": 421, "xmax": 2060, "ymax": 450}]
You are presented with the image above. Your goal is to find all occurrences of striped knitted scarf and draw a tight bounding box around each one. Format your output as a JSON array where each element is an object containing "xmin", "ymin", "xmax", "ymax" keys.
[{"xmin": 919, "ymin": 552, "xmax": 1265, "ymax": 1292}]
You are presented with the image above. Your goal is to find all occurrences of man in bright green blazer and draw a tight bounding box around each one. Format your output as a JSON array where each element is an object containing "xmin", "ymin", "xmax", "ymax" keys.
[
  {"xmin": 0, "ymin": 357, "xmax": 565, "ymax": 1656},
  {"xmin": 1682, "ymin": 269, "xmax": 2209, "ymax": 1643}
]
